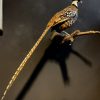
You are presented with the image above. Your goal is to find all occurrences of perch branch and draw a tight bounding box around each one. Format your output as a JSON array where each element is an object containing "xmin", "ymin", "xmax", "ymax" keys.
[{"xmin": 62, "ymin": 30, "xmax": 100, "ymax": 42}]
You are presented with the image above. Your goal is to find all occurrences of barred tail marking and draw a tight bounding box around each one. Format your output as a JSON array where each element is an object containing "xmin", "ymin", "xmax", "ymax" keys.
[{"xmin": 1, "ymin": 26, "xmax": 51, "ymax": 100}]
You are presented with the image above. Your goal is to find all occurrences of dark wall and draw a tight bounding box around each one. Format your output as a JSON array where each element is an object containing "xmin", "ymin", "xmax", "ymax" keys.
[{"xmin": 0, "ymin": 0, "xmax": 100, "ymax": 100}]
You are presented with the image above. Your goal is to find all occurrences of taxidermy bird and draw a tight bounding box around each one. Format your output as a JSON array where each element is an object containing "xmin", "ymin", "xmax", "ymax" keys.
[
  {"xmin": 1, "ymin": 0, "xmax": 82, "ymax": 100},
  {"xmin": 49, "ymin": 0, "xmax": 82, "ymax": 42},
  {"xmin": 51, "ymin": 0, "xmax": 81, "ymax": 34}
]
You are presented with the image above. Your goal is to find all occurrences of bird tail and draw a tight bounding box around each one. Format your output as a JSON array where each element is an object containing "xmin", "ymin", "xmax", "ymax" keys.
[{"xmin": 1, "ymin": 26, "xmax": 50, "ymax": 100}]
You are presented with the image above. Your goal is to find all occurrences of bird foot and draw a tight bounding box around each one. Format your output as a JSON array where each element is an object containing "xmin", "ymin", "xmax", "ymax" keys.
[
  {"xmin": 61, "ymin": 31, "xmax": 74, "ymax": 44},
  {"xmin": 62, "ymin": 30, "xmax": 81, "ymax": 44}
]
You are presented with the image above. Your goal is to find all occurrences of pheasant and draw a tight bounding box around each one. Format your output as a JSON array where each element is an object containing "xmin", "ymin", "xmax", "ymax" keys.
[
  {"xmin": 50, "ymin": 0, "xmax": 81, "ymax": 41},
  {"xmin": 1, "ymin": 0, "xmax": 82, "ymax": 100},
  {"xmin": 51, "ymin": 0, "xmax": 80, "ymax": 33}
]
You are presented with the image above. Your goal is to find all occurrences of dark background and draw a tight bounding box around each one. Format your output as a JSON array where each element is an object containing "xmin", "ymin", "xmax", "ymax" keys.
[{"xmin": 0, "ymin": 0, "xmax": 100, "ymax": 100}]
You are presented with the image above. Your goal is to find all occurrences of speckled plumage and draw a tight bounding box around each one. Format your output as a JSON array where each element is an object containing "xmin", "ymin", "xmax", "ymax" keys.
[{"xmin": 51, "ymin": 5, "xmax": 78, "ymax": 32}]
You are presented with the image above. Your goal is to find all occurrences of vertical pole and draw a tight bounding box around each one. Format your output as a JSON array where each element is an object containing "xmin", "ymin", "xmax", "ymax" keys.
[{"xmin": 0, "ymin": 0, "xmax": 3, "ymax": 36}]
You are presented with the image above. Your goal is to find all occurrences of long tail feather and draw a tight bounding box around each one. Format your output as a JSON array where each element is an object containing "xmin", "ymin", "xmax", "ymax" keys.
[{"xmin": 1, "ymin": 26, "xmax": 50, "ymax": 100}]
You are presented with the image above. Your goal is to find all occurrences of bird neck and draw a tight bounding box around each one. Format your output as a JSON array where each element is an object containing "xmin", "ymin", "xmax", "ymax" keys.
[{"xmin": 72, "ymin": 0, "xmax": 78, "ymax": 7}]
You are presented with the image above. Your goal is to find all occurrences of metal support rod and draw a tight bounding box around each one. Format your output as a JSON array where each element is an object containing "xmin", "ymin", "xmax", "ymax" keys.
[{"xmin": 0, "ymin": 0, "xmax": 3, "ymax": 35}]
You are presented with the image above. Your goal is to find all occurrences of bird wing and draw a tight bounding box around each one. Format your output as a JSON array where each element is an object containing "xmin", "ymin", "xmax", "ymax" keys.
[
  {"xmin": 47, "ymin": 11, "xmax": 69, "ymax": 28},
  {"xmin": 47, "ymin": 6, "xmax": 73, "ymax": 28},
  {"xmin": 47, "ymin": 5, "xmax": 78, "ymax": 28}
]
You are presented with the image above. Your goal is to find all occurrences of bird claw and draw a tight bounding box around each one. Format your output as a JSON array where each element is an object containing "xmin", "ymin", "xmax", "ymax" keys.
[
  {"xmin": 61, "ymin": 30, "xmax": 81, "ymax": 44},
  {"xmin": 61, "ymin": 32, "xmax": 74, "ymax": 44}
]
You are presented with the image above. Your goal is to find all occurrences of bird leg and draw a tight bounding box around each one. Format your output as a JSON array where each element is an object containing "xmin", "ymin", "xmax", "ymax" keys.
[
  {"xmin": 61, "ymin": 31, "xmax": 70, "ymax": 36},
  {"xmin": 51, "ymin": 31, "xmax": 70, "ymax": 40}
]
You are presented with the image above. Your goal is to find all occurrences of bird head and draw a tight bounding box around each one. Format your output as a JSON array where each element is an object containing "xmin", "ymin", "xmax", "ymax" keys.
[{"xmin": 72, "ymin": 0, "xmax": 82, "ymax": 7}]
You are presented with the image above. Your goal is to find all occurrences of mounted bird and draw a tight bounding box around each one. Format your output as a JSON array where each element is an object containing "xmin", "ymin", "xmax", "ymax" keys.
[{"xmin": 1, "ymin": 0, "xmax": 82, "ymax": 100}]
